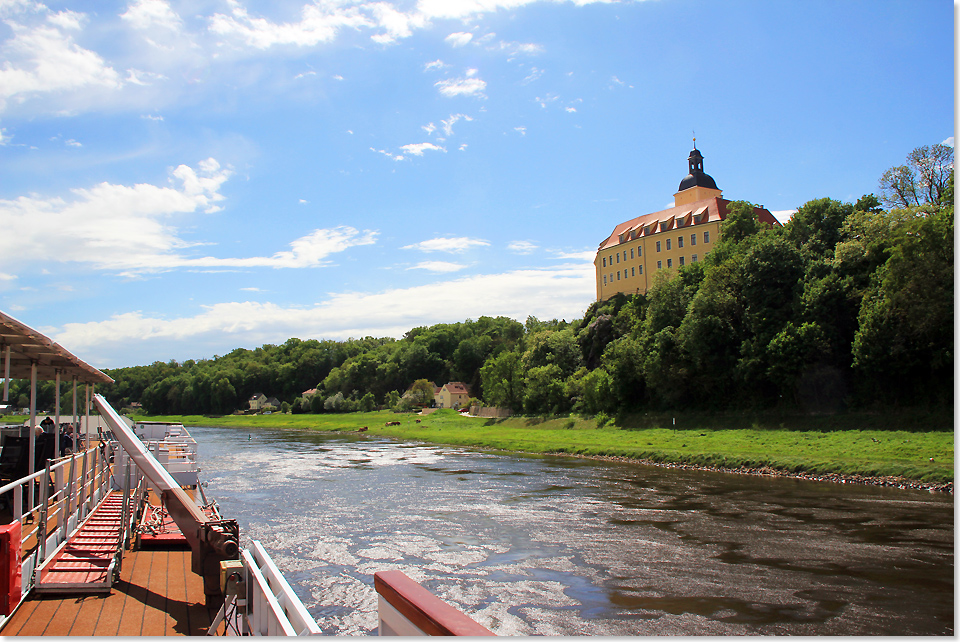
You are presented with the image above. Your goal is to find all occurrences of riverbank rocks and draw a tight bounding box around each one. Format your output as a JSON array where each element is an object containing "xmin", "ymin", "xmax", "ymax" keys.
[{"xmin": 572, "ymin": 454, "xmax": 953, "ymax": 494}]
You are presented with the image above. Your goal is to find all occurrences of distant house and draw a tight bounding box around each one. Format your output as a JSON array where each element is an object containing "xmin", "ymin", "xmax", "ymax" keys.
[
  {"xmin": 302, "ymin": 388, "xmax": 319, "ymax": 399},
  {"xmin": 437, "ymin": 382, "xmax": 470, "ymax": 409},
  {"xmin": 248, "ymin": 393, "xmax": 267, "ymax": 411},
  {"xmin": 264, "ymin": 397, "xmax": 282, "ymax": 411}
]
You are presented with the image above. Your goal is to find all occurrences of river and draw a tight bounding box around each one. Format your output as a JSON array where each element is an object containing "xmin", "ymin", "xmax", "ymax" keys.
[{"xmin": 191, "ymin": 425, "xmax": 953, "ymax": 636}]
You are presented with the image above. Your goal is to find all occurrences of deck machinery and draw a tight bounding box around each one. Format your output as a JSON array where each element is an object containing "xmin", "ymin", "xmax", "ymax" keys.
[{"xmin": 92, "ymin": 394, "xmax": 239, "ymax": 605}]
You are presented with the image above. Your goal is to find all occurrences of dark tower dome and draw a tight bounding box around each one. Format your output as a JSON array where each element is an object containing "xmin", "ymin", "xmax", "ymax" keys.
[{"xmin": 678, "ymin": 147, "xmax": 718, "ymax": 191}]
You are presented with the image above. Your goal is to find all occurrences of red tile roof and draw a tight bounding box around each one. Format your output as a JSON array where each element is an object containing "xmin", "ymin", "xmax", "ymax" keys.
[{"xmin": 597, "ymin": 197, "xmax": 780, "ymax": 251}]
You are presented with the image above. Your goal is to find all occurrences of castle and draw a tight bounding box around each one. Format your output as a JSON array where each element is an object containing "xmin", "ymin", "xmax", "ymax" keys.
[{"xmin": 594, "ymin": 145, "xmax": 781, "ymax": 300}]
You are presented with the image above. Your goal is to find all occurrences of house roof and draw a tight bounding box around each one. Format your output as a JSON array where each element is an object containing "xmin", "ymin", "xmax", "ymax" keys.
[
  {"xmin": 596, "ymin": 197, "xmax": 780, "ymax": 252},
  {"xmin": 302, "ymin": 388, "xmax": 318, "ymax": 396},
  {"xmin": 0, "ymin": 309, "xmax": 112, "ymax": 384},
  {"xmin": 442, "ymin": 382, "xmax": 470, "ymax": 395}
]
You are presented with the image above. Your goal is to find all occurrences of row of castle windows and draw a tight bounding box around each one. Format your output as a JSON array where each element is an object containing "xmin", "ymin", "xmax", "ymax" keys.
[
  {"xmin": 602, "ymin": 253, "xmax": 700, "ymax": 285},
  {"xmin": 602, "ymin": 231, "xmax": 710, "ymax": 268}
]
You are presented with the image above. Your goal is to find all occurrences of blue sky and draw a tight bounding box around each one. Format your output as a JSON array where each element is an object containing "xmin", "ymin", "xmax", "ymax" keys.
[{"xmin": 0, "ymin": 0, "xmax": 953, "ymax": 370}]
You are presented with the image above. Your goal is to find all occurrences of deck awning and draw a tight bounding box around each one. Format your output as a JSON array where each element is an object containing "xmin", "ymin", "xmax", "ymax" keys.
[{"xmin": 0, "ymin": 310, "xmax": 113, "ymax": 384}]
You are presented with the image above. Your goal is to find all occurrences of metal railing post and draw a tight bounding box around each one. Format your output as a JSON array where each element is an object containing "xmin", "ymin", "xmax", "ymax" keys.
[
  {"xmin": 62, "ymin": 453, "xmax": 76, "ymax": 542},
  {"xmin": 79, "ymin": 449, "xmax": 89, "ymax": 521},
  {"xmin": 38, "ymin": 461, "xmax": 50, "ymax": 563}
]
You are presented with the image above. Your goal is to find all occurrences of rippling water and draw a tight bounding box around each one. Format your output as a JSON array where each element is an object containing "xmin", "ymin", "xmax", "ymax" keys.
[{"xmin": 192, "ymin": 426, "xmax": 953, "ymax": 636}]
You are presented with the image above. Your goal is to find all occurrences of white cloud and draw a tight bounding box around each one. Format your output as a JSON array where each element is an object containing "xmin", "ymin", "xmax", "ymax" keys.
[
  {"xmin": 435, "ymin": 76, "xmax": 487, "ymax": 98},
  {"xmin": 565, "ymin": 106, "xmax": 576, "ymax": 113},
  {"xmin": 120, "ymin": 0, "xmax": 183, "ymax": 32},
  {"xmin": 368, "ymin": 2, "xmax": 427, "ymax": 44},
  {"xmin": 508, "ymin": 240, "xmax": 538, "ymax": 254},
  {"xmin": 445, "ymin": 32, "xmax": 473, "ymax": 47},
  {"xmin": 424, "ymin": 59, "xmax": 448, "ymax": 71},
  {"xmin": 407, "ymin": 261, "xmax": 467, "ymax": 273},
  {"xmin": 370, "ymin": 147, "xmax": 404, "ymax": 161},
  {"xmin": 141, "ymin": 114, "xmax": 164, "ymax": 121},
  {"xmin": 422, "ymin": 122, "xmax": 436, "ymax": 135},
  {"xmin": 54, "ymin": 261, "xmax": 595, "ymax": 366},
  {"xmin": 521, "ymin": 67, "xmax": 544, "ymax": 84},
  {"xmin": 65, "ymin": 139, "xmax": 82, "ymax": 147},
  {"xmin": 942, "ymin": 136, "xmax": 954, "ymax": 148},
  {"xmin": 399, "ymin": 142, "xmax": 445, "ymax": 156},
  {"xmin": 402, "ymin": 237, "xmax": 490, "ymax": 253},
  {"xmin": 0, "ymin": 10, "xmax": 124, "ymax": 112},
  {"xmin": 208, "ymin": 3, "xmax": 372, "ymax": 49},
  {"xmin": 240, "ymin": 287, "xmax": 261, "ymax": 292},
  {"xmin": 514, "ymin": 126, "xmax": 526, "ymax": 136},
  {"xmin": 0, "ymin": 159, "xmax": 377, "ymax": 275},
  {"xmin": 440, "ymin": 113, "xmax": 473, "ymax": 136}
]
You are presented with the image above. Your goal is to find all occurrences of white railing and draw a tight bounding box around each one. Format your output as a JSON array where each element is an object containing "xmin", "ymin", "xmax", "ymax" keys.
[
  {"xmin": 0, "ymin": 445, "xmax": 112, "ymax": 626},
  {"xmin": 242, "ymin": 540, "xmax": 322, "ymax": 636},
  {"xmin": 208, "ymin": 539, "xmax": 322, "ymax": 636}
]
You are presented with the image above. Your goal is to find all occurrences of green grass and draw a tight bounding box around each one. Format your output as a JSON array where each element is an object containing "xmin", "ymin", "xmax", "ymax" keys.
[{"xmin": 133, "ymin": 409, "xmax": 955, "ymax": 484}]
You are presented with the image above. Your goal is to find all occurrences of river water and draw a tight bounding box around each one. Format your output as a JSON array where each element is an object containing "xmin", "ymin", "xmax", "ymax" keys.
[{"xmin": 191, "ymin": 426, "xmax": 953, "ymax": 636}]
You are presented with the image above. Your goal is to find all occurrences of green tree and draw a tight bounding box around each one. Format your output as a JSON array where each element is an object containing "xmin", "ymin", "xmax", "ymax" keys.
[
  {"xmin": 359, "ymin": 392, "xmax": 376, "ymax": 412},
  {"xmin": 480, "ymin": 350, "xmax": 524, "ymax": 412},
  {"xmin": 522, "ymin": 364, "xmax": 565, "ymax": 415},
  {"xmin": 408, "ymin": 379, "xmax": 435, "ymax": 406}
]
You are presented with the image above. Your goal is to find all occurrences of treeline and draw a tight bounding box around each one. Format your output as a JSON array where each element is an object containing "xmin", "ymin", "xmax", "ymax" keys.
[{"xmin": 17, "ymin": 145, "xmax": 946, "ymax": 417}]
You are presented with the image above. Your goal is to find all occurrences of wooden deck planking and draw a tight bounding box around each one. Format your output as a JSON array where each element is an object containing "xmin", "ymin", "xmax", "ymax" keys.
[{"xmin": 2, "ymin": 547, "xmax": 214, "ymax": 636}]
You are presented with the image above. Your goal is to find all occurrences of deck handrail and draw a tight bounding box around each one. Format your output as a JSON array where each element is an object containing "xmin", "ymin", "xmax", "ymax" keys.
[
  {"xmin": 241, "ymin": 540, "xmax": 322, "ymax": 636},
  {"xmin": 374, "ymin": 570, "xmax": 494, "ymax": 636},
  {"xmin": 0, "ymin": 444, "xmax": 112, "ymax": 626}
]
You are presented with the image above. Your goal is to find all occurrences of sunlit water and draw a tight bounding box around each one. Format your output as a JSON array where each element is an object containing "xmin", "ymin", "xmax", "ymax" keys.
[{"xmin": 192, "ymin": 426, "xmax": 953, "ymax": 635}]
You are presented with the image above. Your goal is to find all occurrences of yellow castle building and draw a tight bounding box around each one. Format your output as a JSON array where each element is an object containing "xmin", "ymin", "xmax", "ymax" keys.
[{"xmin": 594, "ymin": 145, "xmax": 781, "ymax": 300}]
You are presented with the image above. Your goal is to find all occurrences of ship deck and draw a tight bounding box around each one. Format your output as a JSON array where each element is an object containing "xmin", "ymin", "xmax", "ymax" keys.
[{"xmin": 3, "ymin": 544, "xmax": 216, "ymax": 635}]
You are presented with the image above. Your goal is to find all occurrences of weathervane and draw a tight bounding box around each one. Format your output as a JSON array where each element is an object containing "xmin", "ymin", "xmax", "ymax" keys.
[{"xmin": 692, "ymin": 130, "xmax": 696, "ymax": 150}]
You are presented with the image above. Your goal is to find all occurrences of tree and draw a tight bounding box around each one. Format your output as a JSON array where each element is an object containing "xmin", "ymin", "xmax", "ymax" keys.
[
  {"xmin": 522, "ymin": 364, "xmax": 566, "ymax": 415},
  {"xmin": 878, "ymin": 143, "xmax": 954, "ymax": 209},
  {"xmin": 721, "ymin": 200, "xmax": 761, "ymax": 243},
  {"xmin": 359, "ymin": 392, "xmax": 376, "ymax": 412},
  {"xmin": 408, "ymin": 379, "xmax": 435, "ymax": 406},
  {"xmin": 480, "ymin": 350, "xmax": 524, "ymax": 411}
]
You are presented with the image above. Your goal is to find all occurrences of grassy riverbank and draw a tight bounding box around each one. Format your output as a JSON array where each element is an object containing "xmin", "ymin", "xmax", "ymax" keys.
[{"xmin": 134, "ymin": 409, "xmax": 954, "ymax": 484}]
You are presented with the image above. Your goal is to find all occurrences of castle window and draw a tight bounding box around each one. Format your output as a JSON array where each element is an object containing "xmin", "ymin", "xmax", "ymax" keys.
[
  {"xmin": 666, "ymin": 238, "xmax": 671, "ymax": 251},
  {"xmin": 660, "ymin": 221, "xmax": 668, "ymax": 232},
  {"xmin": 630, "ymin": 248, "xmax": 634, "ymax": 259},
  {"xmin": 678, "ymin": 236, "xmax": 684, "ymax": 248},
  {"xmin": 657, "ymin": 261, "xmax": 662, "ymax": 270},
  {"xmin": 638, "ymin": 246, "xmax": 642, "ymax": 257},
  {"xmin": 603, "ymin": 275, "xmax": 607, "ymax": 284},
  {"xmin": 616, "ymin": 253, "xmax": 620, "ymax": 263},
  {"xmin": 656, "ymin": 241, "xmax": 661, "ymax": 252},
  {"xmin": 602, "ymin": 257, "xmax": 607, "ymax": 267},
  {"xmin": 692, "ymin": 254, "xmax": 698, "ymax": 263},
  {"xmin": 617, "ymin": 271, "xmax": 621, "ymax": 280},
  {"xmin": 623, "ymin": 250, "xmax": 627, "ymax": 262},
  {"xmin": 639, "ymin": 265, "xmax": 643, "ymax": 274},
  {"xmin": 631, "ymin": 267, "xmax": 635, "ymax": 277},
  {"xmin": 679, "ymin": 256, "xmax": 685, "ymax": 266},
  {"xmin": 704, "ymin": 231, "xmax": 711, "ymax": 243},
  {"xmin": 667, "ymin": 258, "xmax": 672, "ymax": 268},
  {"xmin": 691, "ymin": 234, "xmax": 697, "ymax": 246}
]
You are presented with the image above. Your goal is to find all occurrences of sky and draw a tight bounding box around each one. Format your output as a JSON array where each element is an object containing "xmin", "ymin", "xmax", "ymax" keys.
[{"xmin": 0, "ymin": 0, "xmax": 954, "ymax": 370}]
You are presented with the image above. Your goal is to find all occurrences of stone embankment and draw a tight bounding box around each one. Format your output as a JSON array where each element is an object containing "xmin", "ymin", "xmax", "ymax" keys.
[{"xmin": 577, "ymin": 454, "xmax": 953, "ymax": 493}]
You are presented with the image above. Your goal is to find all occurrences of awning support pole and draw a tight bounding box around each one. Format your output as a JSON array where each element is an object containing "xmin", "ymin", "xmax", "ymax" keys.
[
  {"xmin": 55, "ymin": 369, "xmax": 61, "ymax": 433},
  {"xmin": 28, "ymin": 360, "xmax": 37, "ymax": 508},
  {"xmin": 2, "ymin": 344, "xmax": 9, "ymax": 402}
]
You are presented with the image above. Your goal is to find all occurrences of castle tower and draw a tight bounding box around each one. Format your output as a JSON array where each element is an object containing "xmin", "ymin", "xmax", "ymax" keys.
[{"xmin": 673, "ymin": 145, "xmax": 722, "ymax": 207}]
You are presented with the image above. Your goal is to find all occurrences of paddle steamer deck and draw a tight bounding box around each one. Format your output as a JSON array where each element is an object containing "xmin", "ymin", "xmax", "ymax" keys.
[{"xmin": 3, "ymin": 545, "xmax": 215, "ymax": 635}]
